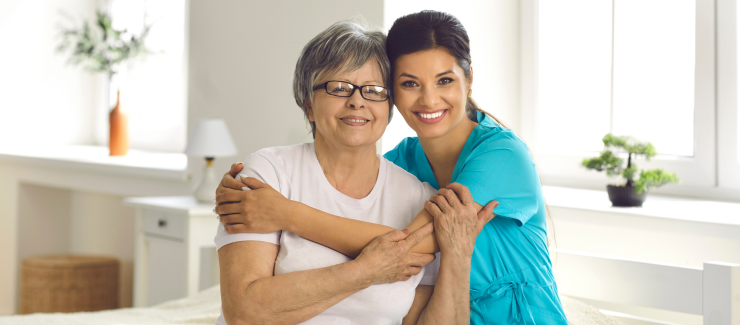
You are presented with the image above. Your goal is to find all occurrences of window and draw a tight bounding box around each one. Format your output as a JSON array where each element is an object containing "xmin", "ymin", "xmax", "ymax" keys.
[
  {"xmin": 102, "ymin": 0, "xmax": 187, "ymax": 153},
  {"xmin": 526, "ymin": 0, "xmax": 720, "ymax": 195}
]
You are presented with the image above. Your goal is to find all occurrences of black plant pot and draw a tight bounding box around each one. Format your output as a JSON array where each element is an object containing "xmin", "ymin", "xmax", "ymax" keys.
[{"xmin": 606, "ymin": 185, "xmax": 647, "ymax": 207}]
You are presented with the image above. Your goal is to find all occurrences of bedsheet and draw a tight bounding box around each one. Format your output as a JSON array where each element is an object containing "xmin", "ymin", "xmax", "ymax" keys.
[{"xmin": 0, "ymin": 285, "xmax": 621, "ymax": 325}]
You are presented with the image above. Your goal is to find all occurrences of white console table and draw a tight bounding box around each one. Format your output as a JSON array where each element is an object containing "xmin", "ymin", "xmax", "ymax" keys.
[{"xmin": 124, "ymin": 196, "xmax": 219, "ymax": 307}]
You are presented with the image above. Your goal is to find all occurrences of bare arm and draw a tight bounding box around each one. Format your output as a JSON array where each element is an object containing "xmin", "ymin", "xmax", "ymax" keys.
[
  {"xmin": 216, "ymin": 175, "xmax": 437, "ymax": 257},
  {"xmin": 220, "ymin": 225, "xmax": 436, "ymax": 325},
  {"xmin": 285, "ymin": 201, "xmax": 438, "ymax": 257},
  {"xmin": 219, "ymin": 241, "xmax": 367, "ymax": 325},
  {"xmin": 216, "ymin": 166, "xmax": 494, "ymax": 258},
  {"xmin": 402, "ymin": 185, "xmax": 500, "ymax": 325},
  {"xmin": 401, "ymin": 255, "xmax": 474, "ymax": 325},
  {"xmin": 217, "ymin": 165, "xmax": 495, "ymax": 324}
]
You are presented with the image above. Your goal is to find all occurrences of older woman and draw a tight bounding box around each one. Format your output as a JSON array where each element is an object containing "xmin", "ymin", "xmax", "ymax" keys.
[{"xmin": 214, "ymin": 21, "xmax": 476, "ymax": 325}]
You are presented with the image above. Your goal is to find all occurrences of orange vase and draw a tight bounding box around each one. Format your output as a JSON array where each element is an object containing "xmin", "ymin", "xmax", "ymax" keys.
[{"xmin": 109, "ymin": 90, "xmax": 129, "ymax": 156}]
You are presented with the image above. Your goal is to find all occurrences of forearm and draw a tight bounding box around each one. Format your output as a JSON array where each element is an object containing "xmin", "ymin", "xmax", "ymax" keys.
[
  {"xmin": 286, "ymin": 201, "xmax": 438, "ymax": 257},
  {"xmin": 416, "ymin": 255, "xmax": 472, "ymax": 324},
  {"xmin": 226, "ymin": 260, "xmax": 369, "ymax": 324}
]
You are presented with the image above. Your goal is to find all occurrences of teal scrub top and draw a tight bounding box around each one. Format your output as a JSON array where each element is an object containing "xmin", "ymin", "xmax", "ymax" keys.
[{"xmin": 384, "ymin": 111, "xmax": 568, "ymax": 324}]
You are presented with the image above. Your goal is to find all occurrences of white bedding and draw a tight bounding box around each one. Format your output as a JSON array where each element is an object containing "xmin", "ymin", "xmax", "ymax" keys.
[{"xmin": 0, "ymin": 286, "xmax": 621, "ymax": 325}]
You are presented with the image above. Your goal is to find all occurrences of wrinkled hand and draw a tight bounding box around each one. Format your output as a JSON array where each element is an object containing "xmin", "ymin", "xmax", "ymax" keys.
[
  {"xmin": 355, "ymin": 223, "xmax": 436, "ymax": 285},
  {"xmin": 215, "ymin": 163, "xmax": 292, "ymax": 234},
  {"xmin": 424, "ymin": 183, "xmax": 498, "ymax": 258}
]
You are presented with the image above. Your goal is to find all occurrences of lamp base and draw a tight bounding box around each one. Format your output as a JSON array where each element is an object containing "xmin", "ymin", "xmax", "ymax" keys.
[{"xmin": 193, "ymin": 158, "xmax": 220, "ymax": 202}]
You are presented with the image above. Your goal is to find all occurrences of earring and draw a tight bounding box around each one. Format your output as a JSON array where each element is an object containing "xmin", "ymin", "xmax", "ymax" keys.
[{"xmin": 468, "ymin": 89, "xmax": 473, "ymax": 98}]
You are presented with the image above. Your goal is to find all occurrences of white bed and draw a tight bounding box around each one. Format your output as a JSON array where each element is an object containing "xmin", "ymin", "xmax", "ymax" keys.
[
  {"xmin": 1, "ymin": 249, "xmax": 736, "ymax": 325},
  {"xmin": 0, "ymin": 284, "xmax": 620, "ymax": 325}
]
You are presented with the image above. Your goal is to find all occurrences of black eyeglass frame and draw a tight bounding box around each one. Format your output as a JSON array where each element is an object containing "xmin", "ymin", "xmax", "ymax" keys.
[{"xmin": 313, "ymin": 81, "xmax": 391, "ymax": 102}]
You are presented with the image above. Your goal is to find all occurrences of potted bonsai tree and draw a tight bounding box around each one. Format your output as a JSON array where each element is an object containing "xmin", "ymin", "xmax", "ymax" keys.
[{"xmin": 582, "ymin": 134, "xmax": 680, "ymax": 207}]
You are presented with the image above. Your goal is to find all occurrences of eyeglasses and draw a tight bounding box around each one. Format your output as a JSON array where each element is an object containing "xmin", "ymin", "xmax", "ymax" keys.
[{"xmin": 313, "ymin": 81, "xmax": 390, "ymax": 102}]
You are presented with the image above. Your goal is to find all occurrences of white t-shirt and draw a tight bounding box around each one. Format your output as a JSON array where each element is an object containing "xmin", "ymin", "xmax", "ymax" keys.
[{"xmin": 214, "ymin": 143, "xmax": 439, "ymax": 325}]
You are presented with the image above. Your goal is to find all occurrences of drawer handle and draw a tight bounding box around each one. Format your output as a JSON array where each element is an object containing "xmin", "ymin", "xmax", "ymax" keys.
[{"xmin": 158, "ymin": 219, "xmax": 167, "ymax": 227}]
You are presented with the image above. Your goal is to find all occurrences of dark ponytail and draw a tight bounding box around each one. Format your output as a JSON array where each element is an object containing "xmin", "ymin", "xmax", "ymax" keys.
[{"xmin": 386, "ymin": 10, "xmax": 507, "ymax": 128}]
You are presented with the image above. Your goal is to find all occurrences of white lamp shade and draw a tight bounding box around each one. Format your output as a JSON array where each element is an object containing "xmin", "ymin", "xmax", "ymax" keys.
[{"xmin": 185, "ymin": 119, "xmax": 238, "ymax": 157}]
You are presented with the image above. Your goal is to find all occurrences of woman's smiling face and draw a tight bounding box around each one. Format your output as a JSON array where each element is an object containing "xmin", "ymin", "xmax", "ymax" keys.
[
  {"xmin": 308, "ymin": 59, "xmax": 389, "ymax": 149},
  {"xmin": 393, "ymin": 47, "xmax": 472, "ymax": 140}
]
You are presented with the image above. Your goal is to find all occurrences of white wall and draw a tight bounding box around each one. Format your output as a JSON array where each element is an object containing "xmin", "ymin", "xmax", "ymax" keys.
[
  {"xmin": 0, "ymin": 0, "xmax": 99, "ymax": 148},
  {"xmin": 69, "ymin": 191, "xmax": 136, "ymax": 308},
  {"xmin": 187, "ymin": 0, "xmax": 385, "ymax": 174},
  {"xmin": 381, "ymin": 0, "xmax": 521, "ymax": 152},
  {"xmin": 17, "ymin": 185, "xmax": 72, "ymax": 260}
]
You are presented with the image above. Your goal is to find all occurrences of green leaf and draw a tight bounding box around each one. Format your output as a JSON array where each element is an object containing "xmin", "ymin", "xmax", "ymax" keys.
[
  {"xmin": 633, "ymin": 169, "xmax": 680, "ymax": 194},
  {"xmin": 602, "ymin": 133, "xmax": 656, "ymax": 159},
  {"xmin": 622, "ymin": 164, "xmax": 638, "ymax": 182},
  {"xmin": 582, "ymin": 150, "xmax": 624, "ymax": 177},
  {"xmin": 56, "ymin": 9, "xmax": 155, "ymax": 77}
]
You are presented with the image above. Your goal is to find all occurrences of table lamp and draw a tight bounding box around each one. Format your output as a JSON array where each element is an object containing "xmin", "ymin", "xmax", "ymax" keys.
[{"xmin": 185, "ymin": 119, "xmax": 238, "ymax": 202}]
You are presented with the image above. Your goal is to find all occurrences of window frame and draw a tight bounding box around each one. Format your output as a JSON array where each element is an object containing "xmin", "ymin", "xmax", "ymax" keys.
[
  {"xmin": 718, "ymin": 0, "xmax": 740, "ymax": 190},
  {"xmin": 520, "ymin": 0, "xmax": 738, "ymax": 200}
]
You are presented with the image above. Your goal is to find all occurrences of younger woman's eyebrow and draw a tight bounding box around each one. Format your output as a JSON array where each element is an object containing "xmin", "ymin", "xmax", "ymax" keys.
[{"xmin": 399, "ymin": 70, "xmax": 454, "ymax": 79}]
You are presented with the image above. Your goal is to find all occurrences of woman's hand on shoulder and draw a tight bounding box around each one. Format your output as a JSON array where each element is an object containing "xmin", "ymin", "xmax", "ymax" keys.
[
  {"xmin": 215, "ymin": 165, "xmax": 293, "ymax": 234},
  {"xmin": 354, "ymin": 223, "xmax": 437, "ymax": 286},
  {"xmin": 425, "ymin": 183, "xmax": 498, "ymax": 258},
  {"xmin": 216, "ymin": 162, "xmax": 246, "ymax": 195}
]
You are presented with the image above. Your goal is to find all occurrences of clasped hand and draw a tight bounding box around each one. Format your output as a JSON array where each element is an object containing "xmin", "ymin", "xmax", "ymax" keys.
[{"xmin": 425, "ymin": 184, "xmax": 498, "ymax": 259}]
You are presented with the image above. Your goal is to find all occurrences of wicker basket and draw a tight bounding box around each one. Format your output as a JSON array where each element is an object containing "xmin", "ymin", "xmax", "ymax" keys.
[{"xmin": 19, "ymin": 255, "xmax": 119, "ymax": 314}]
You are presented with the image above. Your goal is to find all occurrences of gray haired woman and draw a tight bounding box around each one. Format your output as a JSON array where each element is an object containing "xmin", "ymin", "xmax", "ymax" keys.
[{"xmin": 215, "ymin": 21, "xmax": 473, "ymax": 324}]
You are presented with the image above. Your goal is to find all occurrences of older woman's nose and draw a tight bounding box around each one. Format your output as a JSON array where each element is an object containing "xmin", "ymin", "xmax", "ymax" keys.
[{"xmin": 346, "ymin": 89, "xmax": 366, "ymax": 109}]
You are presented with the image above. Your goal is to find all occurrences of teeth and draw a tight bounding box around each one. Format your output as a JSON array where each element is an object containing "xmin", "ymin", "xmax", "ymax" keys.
[
  {"xmin": 342, "ymin": 118, "xmax": 368, "ymax": 123},
  {"xmin": 419, "ymin": 111, "xmax": 444, "ymax": 119}
]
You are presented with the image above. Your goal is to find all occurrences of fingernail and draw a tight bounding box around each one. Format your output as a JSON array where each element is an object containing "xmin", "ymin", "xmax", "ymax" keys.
[
  {"xmin": 212, "ymin": 197, "xmax": 216, "ymax": 203},
  {"xmin": 215, "ymin": 215, "xmax": 220, "ymax": 220},
  {"xmin": 220, "ymin": 224, "xmax": 225, "ymax": 230},
  {"xmin": 236, "ymin": 161, "xmax": 242, "ymax": 165},
  {"xmin": 239, "ymin": 174, "xmax": 248, "ymax": 179},
  {"xmin": 402, "ymin": 229, "xmax": 409, "ymax": 235},
  {"xmin": 212, "ymin": 208, "xmax": 216, "ymax": 214},
  {"xmin": 242, "ymin": 187, "xmax": 250, "ymax": 191}
]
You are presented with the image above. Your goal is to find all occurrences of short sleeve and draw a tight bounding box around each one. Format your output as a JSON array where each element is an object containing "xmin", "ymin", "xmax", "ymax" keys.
[
  {"xmin": 419, "ymin": 252, "xmax": 440, "ymax": 285},
  {"xmin": 455, "ymin": 136, "xmax": 541, "ymax": 227},
  {"xmin": 214, "ymin": 152, "xmax": 283, "ymax": 250}
]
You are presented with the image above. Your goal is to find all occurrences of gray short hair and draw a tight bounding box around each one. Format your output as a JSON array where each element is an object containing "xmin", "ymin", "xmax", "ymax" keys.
[{"xmin": 293, "ymin": 21, "xmax": 393, "ymax": 138}]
